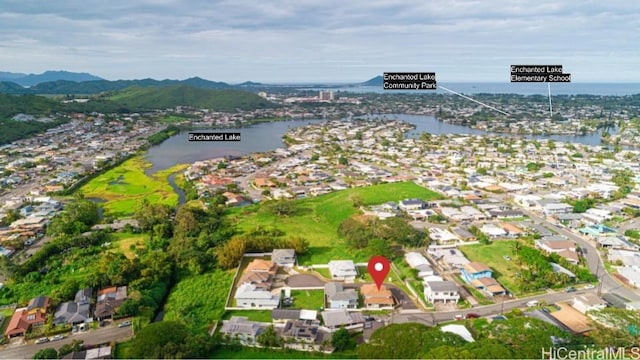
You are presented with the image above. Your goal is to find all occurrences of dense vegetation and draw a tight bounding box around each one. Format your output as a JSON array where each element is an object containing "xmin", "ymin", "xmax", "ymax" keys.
[
  {"xmin": 107, "ymin": 85, "xmax": 273, "ymax": 112},
  {"xmin": 123, "ymin": 321, "xmax": 216, "ymax": 358}
]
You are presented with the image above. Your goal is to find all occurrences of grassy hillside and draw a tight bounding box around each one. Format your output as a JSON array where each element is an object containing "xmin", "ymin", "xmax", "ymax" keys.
[
  {"xmin": 107, "ymin": 85, "xmax": 273, "ymax": 112},
  {"xmin": 229, "ymin": 182, "xmax": 442, "ymax": 264}
]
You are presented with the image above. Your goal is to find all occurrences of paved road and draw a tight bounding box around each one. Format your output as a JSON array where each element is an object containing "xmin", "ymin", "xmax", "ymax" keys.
[
  {"xmin": 519, "ymin": 208, "xmax": 640, "ymax": 301},
  {"xmin": 392, "ymin": 288, "xmax": 595, "ymax": 325},
  {"xmin": 0, "ymin": 325, "xmax": 133, "ymax": 359}
]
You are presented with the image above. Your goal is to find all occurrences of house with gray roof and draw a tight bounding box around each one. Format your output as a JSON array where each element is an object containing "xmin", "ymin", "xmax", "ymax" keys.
[
  {"xmin": 423, "ymin": 281, "xmax": 460, "ymax": 303},
  {"xmin": 324, "ymin": 282, "xmax": 358, "ymax": 309},
  {"xmin": 220, "ymin": 316, "xmax": 266, "ymax": 345},
  {"xmin": 328, "ymin": 260, "xmax": 358, "ymax": 281},
  {"xmin": 320, "ymin": 310, "xmax": 365, "ymax": 331},
  {"xmin": 235, "ymin": 283, "xmax": 281, "ymax": 309},
  {"xmin": 272, "ymin": 249, "xmax": 296, "ymax": 267}
]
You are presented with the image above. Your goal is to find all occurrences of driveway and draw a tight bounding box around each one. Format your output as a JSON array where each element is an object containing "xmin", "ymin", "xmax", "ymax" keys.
[{"xmin": 286, "ymin": 274, "xmax": 326, "ymax": 288}]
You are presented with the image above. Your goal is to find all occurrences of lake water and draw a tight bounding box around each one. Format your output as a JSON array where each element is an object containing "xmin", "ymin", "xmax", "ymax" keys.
[
  {"xmin": 145, "ymin": 119, "xmax": 326, "ymax": 173},
  {"xmin": 146, "ymin": 115, "xmax": 617, "ymax": 173}
]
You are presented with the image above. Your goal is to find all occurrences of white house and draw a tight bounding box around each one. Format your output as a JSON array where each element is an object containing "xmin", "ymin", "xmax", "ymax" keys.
[
  {"xmin": 328, "ymin": 260, "xmax": 358, "ymax": 281},
  {"xmin": 480, "ymin": 223, "xmax": 507, "ymax": 238},
  {"xmin": 572, "ymin": 294, "xmax": 607, "ymax": 314},
  {"xmin": 424, "ymin": 281, "xmax": 460, "ymax": 303},
  {"xmin": 234, "ymin": 283, "xmax": 281, "ymax": 309}
]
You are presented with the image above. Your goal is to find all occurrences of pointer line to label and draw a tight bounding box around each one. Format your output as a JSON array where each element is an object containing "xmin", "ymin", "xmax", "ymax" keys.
[{"xmin": 438, "ymin": 85, "xmax": 511, "ymax": 116}]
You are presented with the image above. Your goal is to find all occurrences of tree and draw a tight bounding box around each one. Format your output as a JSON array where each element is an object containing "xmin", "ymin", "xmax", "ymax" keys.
[
  {"xmin": 57, "ymin": 340, "xmax": 83, "ymax": 357},
  {"xmin": 125, "ymin": 321, "xmax": 207, "ymax": 358},
  {"xmin": 33, "ymin": 348, "xmax": 58, "ymax": 359},
  {"xmin": 257, "ymin": 325, "xmax": 282, "ymax": 348},
  {"xmin": 216, "ymin": 237, "xmax": 246, "ymax": 269},
  {"xmin": 338, "ymin": 156, "xmax": 348, "ymax": 165},
  {"xmin": 331, "ymin": 327, "xmax": 350, "ymax": 351}
]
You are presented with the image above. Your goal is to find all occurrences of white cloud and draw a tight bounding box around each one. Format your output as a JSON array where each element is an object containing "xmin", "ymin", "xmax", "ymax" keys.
[{"xmin": 0, "ymin": 0, "xmax": 638, "ymax": 82}]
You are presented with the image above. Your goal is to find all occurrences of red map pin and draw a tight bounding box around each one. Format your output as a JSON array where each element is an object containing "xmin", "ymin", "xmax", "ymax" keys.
[{"xmin": 368, "ymin": 255, "xmax": 391, "ymax": 290}]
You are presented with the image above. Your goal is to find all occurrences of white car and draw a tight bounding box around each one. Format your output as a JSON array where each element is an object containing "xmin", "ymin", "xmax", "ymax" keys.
[
  {"xmin": 50, "ymin": 334, "xmax": 64, "ymax": 341},
  {"xmin": 584, "ymin": 284, "xmax": 595, "ymax": 289}
]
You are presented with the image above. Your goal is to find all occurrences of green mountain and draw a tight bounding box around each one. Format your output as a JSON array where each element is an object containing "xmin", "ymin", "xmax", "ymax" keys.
[
  {"xmin": 107, "ymin": 85, "xmax": 273, "ymax": 112},
  {"xmin": 21, "ymin": 78, "xmax": 231, "ymax": 94},
  {"xmin": 0, "ymin": 81, "xmax": 30, "ymax": 94}
]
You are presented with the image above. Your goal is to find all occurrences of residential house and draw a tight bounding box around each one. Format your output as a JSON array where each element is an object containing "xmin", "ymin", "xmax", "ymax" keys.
[
  {"xmin": 281, "ymin": 320, "xmax": 327, "ymax": 346},
  {"xmin": 272, "ymin": 309, "xmax": 318, "ymax": 323},
  {"xmin": 535, "ymin": 239, "xmax": 580, "ymax": 265},
  {"xmin": 328, "ymin": 260, "xmax": 358, "ymax": 281},
  {"xmin": 404, "ymin": 252, "xmax": 435, "ymax": 279},
  {"xmin": 460, "ymin": 262, "xmax": 492, "ymax": 283},
  {"xmin": 239, "ymin": 259, "xmax": 278, "ymax": 290},
  {"xmin": 60, "ymin": 346, "xmax": 112, "ymax": 359},
  {"xmin": 94, "ymin": 286, "xmax": 127, "ymax": 320},
  {"xmin": 54, "ymin": 288, "xmax": 92, "ymax": 325},
  {"xmin": 324, "ymin": 283, "xmax": 358, "ymax": 309},
  {"xmin": 360, "ymin": 284, "xmax": 394, "ymax": 309},
  {"xmin": 220, "ymin": 316, "xmax": 265, "ymax": 345},
  {"xmin": 480, "ymin": 223, "xmax": 507, "ymax": 238},
  {"xmin": 470, "ymin": 277, "xmax": 506, "ymax": 296},
  {"xmin": 272, "ymin": 249, "xmax": 296, "ymax": 267},
  {"xmin": 398, "ymin": 199, "xmax": 426, "ymax": 211},
  {"xmin": 320, "ymin": 310, "xmax": 365, "ymax": 331},
  {"xmin": 272, "ymin": 309, "xmax": 301, "ymax": 323},
  {"xmin": 541, "ymin": 203, "xmax": 573, "ymax": 217},
  {"xmin": 572, "ymin": 294, "xmax": 607, "ymax": 314},
  {"xmin": 4, "ymin": 296, "xmax": 50, "ymax": 337},
  {"xmin": 423, "ymin": 281, "xmax": 460, "ymax": 303},
  {"xmin": 235, "ymin": 283, "xmax": 281, "ymax": 309}
]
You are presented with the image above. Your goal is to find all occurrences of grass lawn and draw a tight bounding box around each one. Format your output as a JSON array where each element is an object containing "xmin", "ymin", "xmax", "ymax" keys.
[
  {"xmin": 231, "ymin": 182, "xmax": 442, "ymax": 265},
  {"xmin": 79, "ymin": 156, "xmax": 188, "ymax": 217},
  {"xmin": 222, "ymin": 310, "xmax": 273, "ymax": 323},
  {"xmin": 290, "ymin": 290, "xmax": 325, "ymax": 311},
  {"xmin": 459, "ymin": 240, "xmax": 521, "ymax": 294},
  {"xmin": 110, "ymin": 232, "xmax": 146, "ymax": 259}
]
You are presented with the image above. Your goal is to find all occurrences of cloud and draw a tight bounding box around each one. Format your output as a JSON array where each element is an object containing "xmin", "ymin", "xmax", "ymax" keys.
[{"xmin": 0, "ymin": 0, "xmax": 638, "ymax": 82}]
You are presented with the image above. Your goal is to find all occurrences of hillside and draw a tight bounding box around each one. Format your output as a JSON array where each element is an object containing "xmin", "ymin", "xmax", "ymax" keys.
[
  {"xmin": 107, "ymin": 85, "xmax": 273, "ymax": 112},
  {"xmin": 361, "ymin": 75, "xmax": 383, "ymax": 86},
  {"xmin": 0, "ymin": 77, "xmax": 232, "ymax": 95}
]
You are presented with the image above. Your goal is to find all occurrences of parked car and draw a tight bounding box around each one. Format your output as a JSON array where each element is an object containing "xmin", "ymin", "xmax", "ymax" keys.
[
  {"xmin": 118, "ymin": 320, "xmax": 132, "ymax": 328},
  {"xmin": 584, "ymin": 284, "xmax": 595, "ymax": 289},
  {"xmin": 50, "ymin": 334, "xmax": 64, "ymax": 341},
  {"xmin": 453, "ymin": 314, "xmax": 464, "ymax": 320},
  {"xmin": 35, "ymin": 337, "xmax": 49, "ymax": 344},
  {"xmin": 526, "ymin": 300, "xmax": 539, "ymax": 307},
  {"xmin": 565, "ymin": 286, "xmax": 576, "ymax": 293},
  {"xmin": 465, "ymin": 313, "xmax": 480, "ymax": 319}
]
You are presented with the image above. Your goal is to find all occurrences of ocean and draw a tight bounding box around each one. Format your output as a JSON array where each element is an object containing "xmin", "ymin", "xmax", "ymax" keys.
[{"xmin": 309, "ymin": 82, "xmax": 640, "ymax": 96}]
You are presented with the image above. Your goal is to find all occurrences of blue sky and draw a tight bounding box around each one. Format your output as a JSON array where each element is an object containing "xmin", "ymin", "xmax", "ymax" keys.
[{"xmin": 0, "ymin": 0, "xmax": 638, "ymax": 82}]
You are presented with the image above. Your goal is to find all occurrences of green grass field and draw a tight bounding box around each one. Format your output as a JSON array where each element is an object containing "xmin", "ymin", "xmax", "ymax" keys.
[
  {"xmin": 80, "ymin": 156, "xmax": 188, "ymax": 217},
  {"xmin": 459, "ymin": 241, "xmax": 521, "ymax": 294},
  {"xmin": 163, "ymin": 269, "xmax": 235, "ymax": 333},
  {"xmin": 110, "ymin": 232, "xmax": 146, "ymax": 259},
  {"xmin": 231, "ymin": 182, "xmax": 442, "ymax": 265},
  {"xmin": 222, "ymin": 310, "xmax": 273, "ymax": 323},
  {"xmin": 290, "ymin": 290, "xmax": 325, "ymax": 310}
]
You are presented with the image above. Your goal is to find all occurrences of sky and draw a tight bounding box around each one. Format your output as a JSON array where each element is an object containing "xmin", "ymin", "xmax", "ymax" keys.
[{"xmin": 0, "ymin": 0, "xmax": 639, "ymax": 83}]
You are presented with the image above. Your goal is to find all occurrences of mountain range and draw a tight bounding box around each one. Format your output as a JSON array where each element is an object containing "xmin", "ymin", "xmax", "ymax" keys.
[{"xmin": 0, "ymin": 70, "xmax": 104, "ymax": 87}]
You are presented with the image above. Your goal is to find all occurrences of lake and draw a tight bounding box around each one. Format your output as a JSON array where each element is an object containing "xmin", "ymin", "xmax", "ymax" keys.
[{"xmin": 145, "ymin": 115, "xmax": 617, "ymax": 173}]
